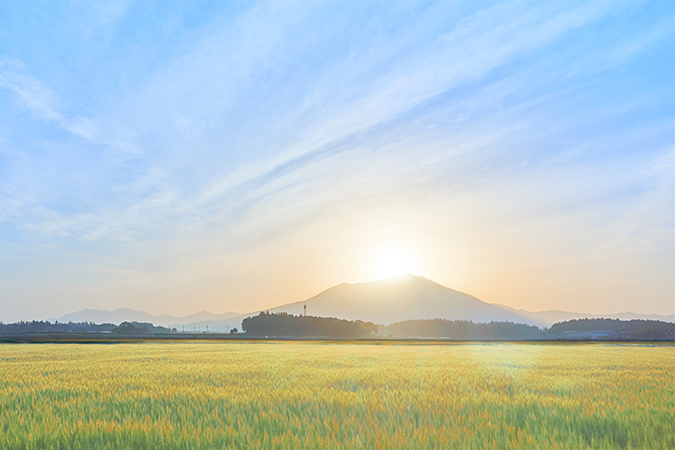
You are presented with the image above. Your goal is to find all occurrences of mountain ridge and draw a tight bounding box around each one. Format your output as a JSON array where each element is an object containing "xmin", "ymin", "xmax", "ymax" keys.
[
  {"xmin": 254, "ymin": 273, "xmax": 544, "ymax": 326},
  {"xmin": 54, "ymin": 308, "xmax": 241, "ymax": 327},
  {"xmin": 52, "ymin": 274, "xmax": 674, "ymax": 330}
]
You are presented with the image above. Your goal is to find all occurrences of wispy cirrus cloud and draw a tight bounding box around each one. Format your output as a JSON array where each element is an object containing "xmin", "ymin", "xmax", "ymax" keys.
[
  {"xmin": 0, "ymin": 61, "xmax": 63, "ymax": 122},
  {"xmin": 78, "ymin": 2, "xmax": 616, "ymax": 230},
  {"xmin": 0, "ymin": 0, "xmax": 672, "ymax": 321}
]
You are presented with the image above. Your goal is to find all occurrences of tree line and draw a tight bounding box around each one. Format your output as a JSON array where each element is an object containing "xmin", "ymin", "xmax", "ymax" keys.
[
  {"xmin": 0, "ymin": 321, "xmax": 176, "ymax": 335},
  {"xmin": 1, "ymin": 316, "xmax": 672, "ymax": 340},
  {"xmin": 242, "ymin": 311, "xmax": 377, "ymax": 338},
  {"xmin": 381, "ymin": 319, "xmax": 544, "ymax": 339},
  {"xmin": 241, "ymin": 313, "xmax": 674, "ymax": 340},
  {"xmin": 547, "ymin": 318, "xmax": 674, "ymax": 340}
]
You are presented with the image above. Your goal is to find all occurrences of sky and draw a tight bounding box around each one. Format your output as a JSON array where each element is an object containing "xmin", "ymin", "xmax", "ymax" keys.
[{"xmin": 0, "ymin": 1, "xmax": 673, "ymax": 322}]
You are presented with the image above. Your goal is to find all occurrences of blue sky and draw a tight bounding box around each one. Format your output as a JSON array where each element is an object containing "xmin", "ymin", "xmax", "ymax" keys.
[{"xmin": 0, "ymin": 1, "xmax": 673, "ymax": 321}]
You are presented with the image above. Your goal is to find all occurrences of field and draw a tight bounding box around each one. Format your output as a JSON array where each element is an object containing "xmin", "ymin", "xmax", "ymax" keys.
[{"xmin": 0, "ymin": 342, "xmax": 673, "ymax": 449}]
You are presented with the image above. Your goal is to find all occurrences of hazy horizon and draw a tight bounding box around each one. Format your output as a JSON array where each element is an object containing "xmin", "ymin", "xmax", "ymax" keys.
[{"xmin": 1, "ymin": 1, "xmax": 674, "ymax": 322}]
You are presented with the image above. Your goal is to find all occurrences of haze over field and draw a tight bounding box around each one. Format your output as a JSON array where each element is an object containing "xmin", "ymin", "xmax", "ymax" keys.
[
  {"xmin": 1, "ymin": 2, "xmax": 673, "ymax": 322},
  {"xmin": 56, "ymin": 273, "xmax": 675, "ymax": 331}
]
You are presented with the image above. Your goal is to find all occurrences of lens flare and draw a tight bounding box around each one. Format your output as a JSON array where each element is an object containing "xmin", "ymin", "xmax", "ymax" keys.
[{"xmin": 372, "ymin": 241, "xmax": 419, "ymax": 279}]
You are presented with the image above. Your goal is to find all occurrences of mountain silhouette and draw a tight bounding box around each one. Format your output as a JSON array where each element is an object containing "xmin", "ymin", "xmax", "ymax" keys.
[
  {"xmin": 54, "ymin": 273, "xmax": 674, "ymax": 330},
  {"xmin": 257, "ymin": 273, "xmax": 544, "ymax": 326},
  {"xmin": 54, "ymin": 308, "xmax": 240, "ymax": 327}
]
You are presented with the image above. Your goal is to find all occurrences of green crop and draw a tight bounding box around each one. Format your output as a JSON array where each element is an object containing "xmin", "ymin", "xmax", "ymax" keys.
[{"xmin": 0, "ymin": 342, "xmax": 672, "ymax": 449}]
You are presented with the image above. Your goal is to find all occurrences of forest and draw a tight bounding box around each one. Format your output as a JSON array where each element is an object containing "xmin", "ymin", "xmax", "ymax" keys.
[
  {"xmin": 0, "ymin": 321, "xmax": 175, "ymax": 335},
  {"xmin": 241, "ymin": 311, "xmax": 377, "ymax": 338},
  {"xmin": 242, "ymin": 314, "xmax": 674, "ymax": 340},
  {"xmin": 1, "ymin": 316, "xmax": 673, "ymax": 340}
]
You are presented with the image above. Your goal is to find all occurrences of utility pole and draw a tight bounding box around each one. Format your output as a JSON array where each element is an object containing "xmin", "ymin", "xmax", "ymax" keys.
[{"xmin": 304, "ymin": 304, "xmax": 307, "ymax": 317}]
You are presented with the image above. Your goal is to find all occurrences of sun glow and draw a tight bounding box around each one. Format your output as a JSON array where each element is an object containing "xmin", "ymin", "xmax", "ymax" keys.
[{"xmin": 372, "ymin": 241, "xmax": 420, "ymax": 279}]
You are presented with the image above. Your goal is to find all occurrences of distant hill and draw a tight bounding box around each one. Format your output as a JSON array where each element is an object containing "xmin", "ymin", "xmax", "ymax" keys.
[
  {"xmin": 247, "ymin": 273, "xmax": 546, "ymax": 326},
  {"xmin": 55, "ymin": 308, "xmax": 240, "ymax": 327},
  {"xmin": 53, "ymin": 274, "xmax": 674, "ymax": 330},
  {"xmin": 231, "ymin": 273, "xmax": 674, "ymax": 328}
]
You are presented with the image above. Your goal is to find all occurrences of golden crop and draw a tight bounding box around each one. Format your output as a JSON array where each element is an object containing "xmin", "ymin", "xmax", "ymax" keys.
[{"xmin": 0, "ymin": 342, "xmax": 673, "ymax": 449}]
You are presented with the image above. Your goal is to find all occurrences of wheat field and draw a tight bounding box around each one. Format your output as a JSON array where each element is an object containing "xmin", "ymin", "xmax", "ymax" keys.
[{"xmin": 0, "ymin": 342, "xmax": 673, "ymax": 449}]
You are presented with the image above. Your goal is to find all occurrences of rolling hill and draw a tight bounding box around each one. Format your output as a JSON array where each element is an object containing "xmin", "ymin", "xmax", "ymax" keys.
[
  {"xmin": 53, "ymin": 273, "xmax": 674, "ymax": 330},
  {"xmin": 258, "ymin": 272, "xmax": 542, "ymax": 325},
  {"xmin": 54, "ymin": 308, "xmax": 241, "ymax": 328}
]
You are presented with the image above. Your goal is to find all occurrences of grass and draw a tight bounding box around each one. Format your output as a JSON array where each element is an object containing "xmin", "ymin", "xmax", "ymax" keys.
[{"xmin": 0, "ymin": 342, "xmax": 673, "ymax": 449}]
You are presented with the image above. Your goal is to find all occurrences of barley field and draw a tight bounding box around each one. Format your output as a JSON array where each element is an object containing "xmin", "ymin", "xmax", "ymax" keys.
[{"xmin": 0, "ymin": 342, "xmax": 673, "ymax": 449}]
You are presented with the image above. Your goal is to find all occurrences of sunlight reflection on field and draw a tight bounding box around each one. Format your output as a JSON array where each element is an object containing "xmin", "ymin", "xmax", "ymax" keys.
[{"xmin": 0, "ymin": 342, "xmax": 672, "ymax": 449}]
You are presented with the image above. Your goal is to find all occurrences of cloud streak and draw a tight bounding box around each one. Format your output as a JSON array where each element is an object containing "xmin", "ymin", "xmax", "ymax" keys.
[{"xmin": 0, "ymin": 1, "xmax": 672, "ymax": 321}]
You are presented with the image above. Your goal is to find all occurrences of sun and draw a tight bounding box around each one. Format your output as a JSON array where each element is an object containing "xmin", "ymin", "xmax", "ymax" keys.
[{"xmin": 372, "ymin": 241, "xmax": 419, "ymax": 279}]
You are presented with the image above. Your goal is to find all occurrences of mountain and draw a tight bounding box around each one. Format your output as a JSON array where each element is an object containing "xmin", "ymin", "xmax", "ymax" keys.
[
  {"xmin": 54, "ymin": 274, "xmax": 674, "ymax": 330},
  {"xmin": 242, "ymin": 273, "xmax": 547, "ymax": 327},
  {"xmin": 231, "ymin": 273, "xmax": 674, "ymax": 328},
  {"xmin": 54, "ymin": 308, "xmax": 240, "ymax": 327}
]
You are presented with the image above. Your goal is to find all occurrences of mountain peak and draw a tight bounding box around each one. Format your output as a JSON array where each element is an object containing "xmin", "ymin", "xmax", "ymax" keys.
[
  {"xmin": 366, "ymin": 271, "xmax": 427, "ymax": 284},
  {"xmin": 383, "ymin": 271, "xmax": 418, "ymax": 280},
  {"xmin": 336, "ymin": 273, "xmax": 430, "ymax": 291},
  {"xmin": 258, "ymin": 273, "xmax": 528, "ymax": 326}
]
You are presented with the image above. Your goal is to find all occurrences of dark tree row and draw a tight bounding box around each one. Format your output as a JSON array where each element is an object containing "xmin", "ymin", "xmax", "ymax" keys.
[
  {"xmin": 112, "ymin": 321, "xmax": 177, "ymax": 334},
  {"xmin": 242, "ymin": 312, "xmax": 377, "ymax": 338},
  {"xmin": 242, "ymin": 314, "xmax": 674, "ymax": 340},
  {"xmin": 381, "ymin": 319, "xmax": 545, "ymax": 339},
  {"xmin": 0, "ymin": 320, "xmax": 116, "ymax": 334},
  {"xmin": 382, "ymin": 318, "xmax": 674, "ymax": 340},
  {"xmin": 1, "ymin": 317, "xmax": 672, "ymax": 340},
  {"xmin": 0, "ymin": 320, "xmax": 176, "ymax": 335},
  {"xmin": 547, "ymin": 318, "xmax": 674, "ymax": 340}
]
